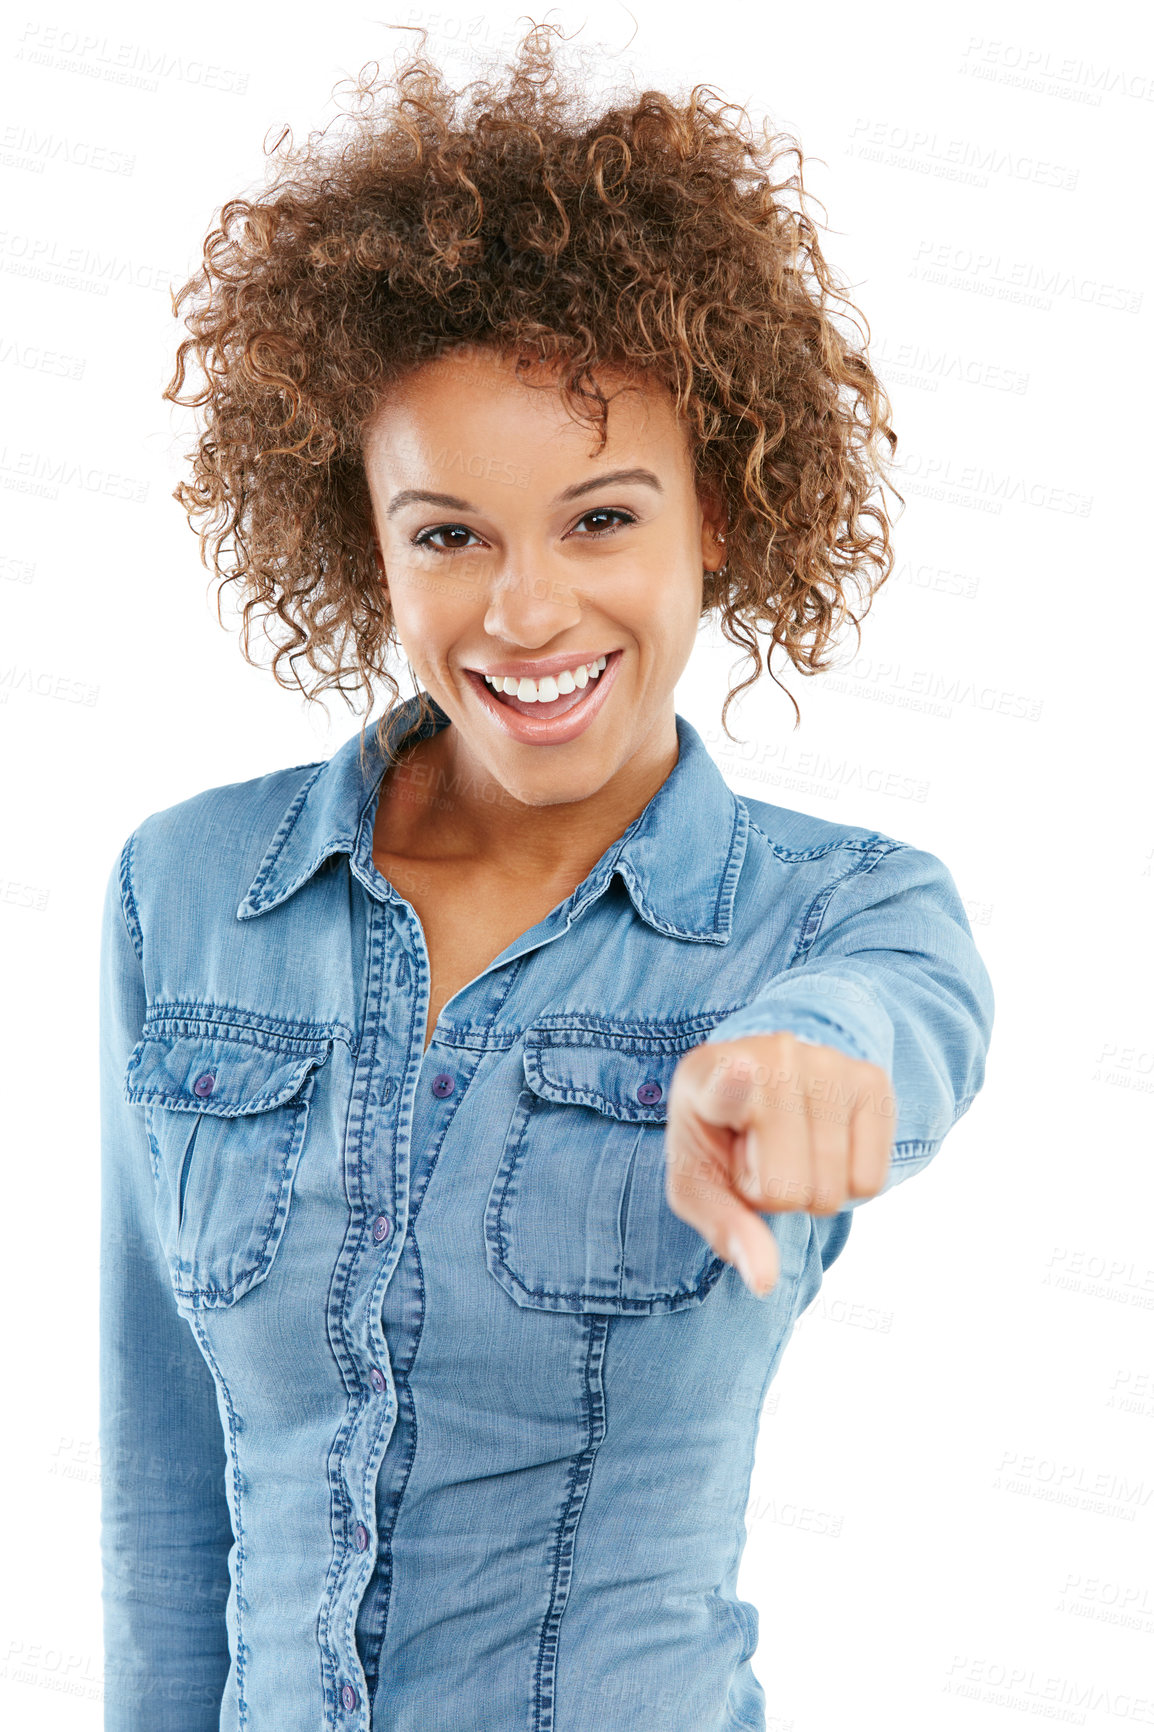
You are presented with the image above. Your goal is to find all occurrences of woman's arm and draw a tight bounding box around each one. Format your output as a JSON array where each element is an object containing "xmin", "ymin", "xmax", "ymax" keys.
[
  {"xmin": 99, "ymin": 838, "xmax": 233, "ymax": 1731},
  {"xmin": 666, "ymin": 840, "xmax": 995, "ymax": 1289},
  {"xmin": 708, "ymin": 839, "xmax": 995, "ymax": 1189}
]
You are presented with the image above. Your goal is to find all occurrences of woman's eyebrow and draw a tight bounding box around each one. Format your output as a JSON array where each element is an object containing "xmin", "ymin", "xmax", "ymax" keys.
[
  {"xmin": 386, "ymin": 467, "xmax": 663, "ymax": 519},
  {"xmin": 557, "ymin": 467, "xmax": 663, "ymax": 503}
]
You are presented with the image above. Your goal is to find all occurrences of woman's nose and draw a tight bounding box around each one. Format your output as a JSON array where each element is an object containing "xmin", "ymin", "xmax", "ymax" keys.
[{"xmin": 481, "ymin": 561, "xmax": 583, "ymax": 640}]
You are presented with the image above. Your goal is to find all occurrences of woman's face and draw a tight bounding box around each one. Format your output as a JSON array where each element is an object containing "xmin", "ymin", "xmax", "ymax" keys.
[{"xmin": 361, "ymin": 344, "xmax": 726, "ymax": 810}]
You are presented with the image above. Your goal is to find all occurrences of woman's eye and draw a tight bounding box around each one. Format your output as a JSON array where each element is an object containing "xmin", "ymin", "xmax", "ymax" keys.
[
  {"xmin": 413, "ymin": 524, "xmax": 481, "ymax": 551},
  {"xmin": 570, "ymin": 508, "xmax": 635, "ymax": 537},
  {"xmin": 413, "ymin": 509, "xmax": 635, "ymax": 551}
]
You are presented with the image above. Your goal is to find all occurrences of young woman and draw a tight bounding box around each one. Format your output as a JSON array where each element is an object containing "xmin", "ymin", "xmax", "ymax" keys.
[{"xmin": 99, "ymin": 25, "xmax": 994, "ymax": 1732}]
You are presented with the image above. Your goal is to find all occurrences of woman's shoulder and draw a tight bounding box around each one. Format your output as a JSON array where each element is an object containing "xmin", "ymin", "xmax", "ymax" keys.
[
  {"xmin": 736, "ymin": 789, "xmax": 908, "ymax": 862},
  {"xmin": 733, "ymin": 790, "xmax": 971, "ymax": 941},
  {"xmin": 734, "ymin": 789, "xmax": 966, "ymax": 913},
  {"xmin": 130, "ymin": 755, "xmax": 326, "ymax": 847},
  {"xmin": 110, "ymin": 755, "xmax": 329, "ymax": 918}
]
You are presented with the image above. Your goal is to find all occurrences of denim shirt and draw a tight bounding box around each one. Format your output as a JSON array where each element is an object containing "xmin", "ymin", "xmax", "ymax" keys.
[{"xmin": 98, "ymin": 693, "xmax": 994, "ymax": 1732}]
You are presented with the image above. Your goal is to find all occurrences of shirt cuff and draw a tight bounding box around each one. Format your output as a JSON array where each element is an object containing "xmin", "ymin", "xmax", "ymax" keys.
[{"xmin": 702, "ymin": 966, "xmax": 895, "ymax": 1074}]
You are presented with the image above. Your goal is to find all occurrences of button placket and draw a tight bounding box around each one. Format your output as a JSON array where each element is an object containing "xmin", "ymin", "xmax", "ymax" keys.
[{"xmin": 326, "ymin": 900, "xmax": 409, "ymax": 1709}]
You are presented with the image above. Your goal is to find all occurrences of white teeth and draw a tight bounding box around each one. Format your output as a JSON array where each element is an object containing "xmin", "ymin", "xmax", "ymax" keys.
[{"xmin": 481, "ymin": 654, "xmax": 608, "ymax": 703}]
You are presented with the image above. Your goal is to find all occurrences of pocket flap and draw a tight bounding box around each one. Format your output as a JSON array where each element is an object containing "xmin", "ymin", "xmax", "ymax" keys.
[
  {"xmin": 523, "ymin": 1028, "xmax": 688, "ymax": 1123},
  {"xmin": 124, "ymin": 1025, "xmax": 331, "ymax": 1116}
]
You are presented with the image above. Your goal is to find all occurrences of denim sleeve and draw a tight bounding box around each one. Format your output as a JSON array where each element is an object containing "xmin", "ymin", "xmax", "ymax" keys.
[
  {"xmin": 703, "ymin": 841, "xmax": 995, "ymax": 1207},
  {"xmin": 99, "ymin": 837, "xmax": 233, "ymax": 1729}
]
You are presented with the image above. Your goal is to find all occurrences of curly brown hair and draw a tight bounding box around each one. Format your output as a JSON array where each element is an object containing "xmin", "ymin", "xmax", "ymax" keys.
[{"xmin": 164, "ymin": 18, "xmax": 899, "ymax": 763}]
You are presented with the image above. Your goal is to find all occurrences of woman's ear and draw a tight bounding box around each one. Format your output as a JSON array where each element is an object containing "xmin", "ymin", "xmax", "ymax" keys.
[
  {"xmin": 371, "ymin": 531, "xmax": 388, "ymax": 590},
  {"xmin": 698, "ymin": 485, "xmax": 729, "ymax": 574}
]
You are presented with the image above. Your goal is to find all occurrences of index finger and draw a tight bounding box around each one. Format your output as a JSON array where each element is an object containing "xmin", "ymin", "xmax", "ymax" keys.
[{"xmin": 665, "ymin": 1060, "xmax": 782, "ymax": 1296}]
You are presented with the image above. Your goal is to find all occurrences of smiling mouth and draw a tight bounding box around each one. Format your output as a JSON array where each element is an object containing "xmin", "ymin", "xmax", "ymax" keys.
[{"xmin": 470, "ymin": 652, "xmax": 618, "ymax": 718}]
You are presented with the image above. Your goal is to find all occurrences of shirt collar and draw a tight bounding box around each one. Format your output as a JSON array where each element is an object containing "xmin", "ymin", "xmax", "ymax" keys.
[{"xmin": 237, "ymin": 692, "xmax": 747, "ymax": 944}]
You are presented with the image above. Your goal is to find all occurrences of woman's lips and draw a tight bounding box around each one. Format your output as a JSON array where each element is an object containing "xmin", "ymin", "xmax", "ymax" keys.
[{"xmin": 464, "ymin": 650, "xmax": 622, "ymax": 745}]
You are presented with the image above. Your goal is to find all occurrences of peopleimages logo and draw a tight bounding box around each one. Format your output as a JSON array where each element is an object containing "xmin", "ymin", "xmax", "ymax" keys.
[
  {"xmin": 14, "ymin": 23, "xmax": 249, "ymax": 96},
  {"xmin": 959, "ymin": 36, "xmax": 1154, "ymax": 106},
  {"xmin": 701, "ymin": 729, "xmax": 930, "ymax": 805},
  {"xmin": 870, "ymin": 333, "xmax": 1028, "ymax": 396},
  {"xmin": 428, "ymin": 447, "xmax": 530, "ymax": 489},
  {"xmin": 826, "ymin": 656, "xmax": 1044, "ymax": 722},
  {"xmin": 911, "ymin": 238, "xmax": 1142, "ymax": 314},
  {"xmin": 0, "ymin": 123, "xmax": 135, "ymax": 176},
  {"xmin": 893, "ymin": 451, "xmax": 1093, "ymax": 517},
  {"xmin": 847, "ymin": 116, "xmax": 1079, "ymax": 191}
]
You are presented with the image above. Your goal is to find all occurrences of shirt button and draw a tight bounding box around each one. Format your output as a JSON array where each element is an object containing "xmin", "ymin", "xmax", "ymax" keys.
[
  {"xmin": 372, "ymin": 1214, "xmax": 391, "ymax": 1243},
  {"xmin": 381, "ymin": 1078, "xmax": 396, "ymax": 1103},
  {"xmin": 369, "ymin": 1367, "xmax": 387, "ymax": 1394},
  {"xmin": 354, "ymin": 1522, "xmax": 370, "ymax": 1551},
  {"xmin": 637, "ymin": 1079, "xmax": 663, "ymax": 1105},
  {"xmin": 340, "ymin": 1682, "xmax": 358, "ymax": 1711},
  {"xmin": 193, "ymin": 1072, "xmax": 215, "ymax": 1098},
  {"xmin": 431, "ymin": 1072, "xmax": 455, "ymax": 1098}
]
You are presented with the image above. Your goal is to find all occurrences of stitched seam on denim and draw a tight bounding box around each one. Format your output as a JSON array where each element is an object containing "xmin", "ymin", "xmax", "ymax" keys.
[
  {"xmin": 528, "ymin": 1012, "xmax": 732, "ymax": 1048},
  {"xmin": 355, "ymin": 1375, "xmax": 415, "ymax": 1694},
  {"xmin": 491, "ymin": 1104, "xmax": 725, "ymax": 1309},
  {"xmin": 532, "ymin": 1315, "xmax": 609, "ymax": 1732},
  {"xmin": 139, "ymin": 1003, "xmax": 350, "ymax": 1047},
  {"xmin": 746, "ymin": 819, "xmax": 897, "ymax": 862},
  {"xmin": 613, "ymin": 859, "xmax": 732, "ymax": 942},
  {"xmin": 321, "ymin": 895, "xmax": 392, "ymax": 1714},
  {"xmin": 892, "ymin": 1138, "xmax": 939, "ymax": 1159},
  {"xmin": 357, "ymin": 1245, "xmax": 427, "ymax": 1696},
  {"xmin": 614, "ymin": 793, "xmax": 745, "ymax": 941},
  {"xmin": 711, "ymin": 795, "xmax": 748, "ymax": 934},
  {"xmin": 189, "ymin": 1314, "xmax": 248, "ymax": 1726},
  {"xmin": 126, "ymin": 1057, "xmax": 325, "ymax": 1116},
  {"xmin": 710, "ymin": 1010, "xmax": 872, "ymax": 1063},
  {"xmin": 357, "ymin": 998, "xmax": 463, "ymax": 1672},
  {"xmin": 319, "ymin": 1404, "xmax": 367, "ymax": 1713},
  {"xmin": 789, "ymin": 837, "xmax": 906, "ymax": 963},
  {"xmin": 242, "ymin": 759, "xmax": 330, "ymax": 907},
  {"xmin": 435, "ymin": 1005, "xmax": 734, "ymax": 1049},
  {"xmin": 524, "ymin": 1064, "xmax": 668, "ymax": 1123},
  {"xmin": 119, "ymin": 830, "xmax": 145, "ymax": 962}
]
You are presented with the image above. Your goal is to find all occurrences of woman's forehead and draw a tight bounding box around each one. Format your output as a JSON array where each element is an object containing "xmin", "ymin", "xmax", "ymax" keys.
[{"xmin": 363, "ymin": 347, "xmax": 679, "ymax": 449}]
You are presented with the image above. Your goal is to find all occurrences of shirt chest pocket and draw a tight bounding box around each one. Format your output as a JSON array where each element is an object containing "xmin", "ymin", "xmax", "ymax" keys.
[
  {"xmin": 484, "ymin": 1024, "xmax": 728, "ymax": 1316},
  {"xmin": 124, "ymin": 1022, "xmax": 332, "ymax": 1310}
]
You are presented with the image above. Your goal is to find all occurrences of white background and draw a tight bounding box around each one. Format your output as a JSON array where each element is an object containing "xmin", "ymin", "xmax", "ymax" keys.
[{"xmin": 2, "ymin": 0, "xmax": 1152, "ymax": 1726}]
